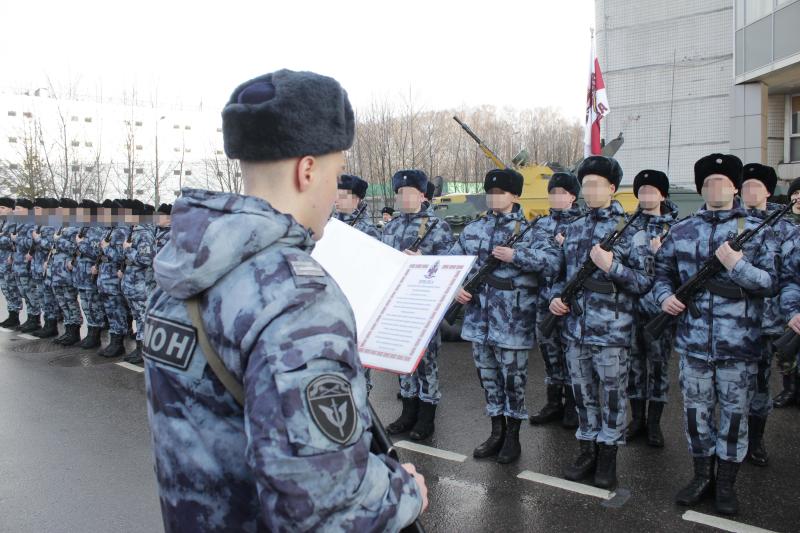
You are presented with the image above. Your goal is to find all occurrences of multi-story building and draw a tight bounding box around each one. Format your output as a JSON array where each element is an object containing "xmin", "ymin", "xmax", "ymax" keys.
[{"xmin": 596, "ymin": 0, "xmax": 800, "ymax": 190}]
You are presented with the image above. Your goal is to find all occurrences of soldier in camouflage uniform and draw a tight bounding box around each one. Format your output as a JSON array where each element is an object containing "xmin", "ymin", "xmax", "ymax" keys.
[
  {"xmin": 0, "ymin": 198, "xmax": 22, "ymax": 328},
  {"xmin": 48, "ymin": 198, "xmax": 82, "ymax": 346},
  {"xmin": 382, "ymin": 169, "xmax": 453, "ymax": 441},
  {"xmin": 740, "ymin": 164, "xmax": 798, "ymax": 467},
  {"xmin": 30, "ymin": 198, "xmax": 62, "ymax": 339},
  {"xmin": 451, "ymin": 168, "xmax": 559, "ymax": 464},
  {"xmin": 654, "ymin": 154, "xmax": 779, "ymax": 515},
  {"xmin": 12, "ymin": 198, "xmax": 42, "ymax": 333},
  {"xmin": 529, "ymin": 172, "xmax": 584, "ymax": 429},
  {"xmin": 143, "ymin": 69, "xmax": 426, "ymax": 532},
  {"xmin": 334, "ymin": 174, "xmax": 379, "ymax": 239},
  {"xmin": 773, "ymin": 176, "xmax": 800, "ymax": 408},
  {"xmin": 154, "ymin": 204, "xmax": 172, "ymax": 256},
  {"xmin": 95, "ymin": 200, "xmax": 130, "ymax": 357},
  {"xmin": 70, "ymin": 200, "xmax": 107, "ymax": 349},
  {"xmin": 120, "ymin": 201, "xmax": 156, "ymax": 365},
  {"xmin": 548, "ymin": 156, "xmax": 654, "ymax": 490},
  {"xmin": 625, "ymin": 171, "xmax": 679, "ymax": 448}
]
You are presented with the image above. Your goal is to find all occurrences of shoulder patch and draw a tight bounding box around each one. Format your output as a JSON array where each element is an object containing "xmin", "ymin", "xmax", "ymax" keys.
[
  {"xmin": 306, "ymin": 374, "xmax": 357, "ymax": 444},
  {"xmin": 142, "ymin": 314, "xmax": 197, "ymax": 370},
  {"xmin": 288, "ymin": 257, "xmax": 325, "ymax": 277}
]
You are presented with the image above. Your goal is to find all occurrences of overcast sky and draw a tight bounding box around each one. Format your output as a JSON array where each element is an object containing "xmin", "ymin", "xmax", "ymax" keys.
[{"xmin": 1, "ymin": 0, "xmax": 595, "ymax": 119}]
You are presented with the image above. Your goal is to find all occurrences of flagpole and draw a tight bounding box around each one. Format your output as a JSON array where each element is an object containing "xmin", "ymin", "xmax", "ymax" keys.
[{"xmin": 666, "ymin": 49, "xmax": 676, "ymax": 175}]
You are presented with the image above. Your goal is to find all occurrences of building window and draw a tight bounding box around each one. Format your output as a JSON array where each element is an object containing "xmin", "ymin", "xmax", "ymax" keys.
[
  {"xmin": 185, "ymin": 148, "xmax": 191, "ymax": 153},
  {"xmin": 71, "ymin": 116, "xmax": 78, "ymax": 122},
  {"xmin": 136, "ymin": 145, "xmax": 143, "ymax": 151},
  {"xmin": 71, "ymin": 140, "xmax": 80, "ymax": 147},
  {"xmin": 85, "ymin": 141, "xmax": 93, "ymax": 148},
  {"xmin": 185, "ymin": 125, "xmax": 191, "ymax": 130},
  {"xmin": 173, "ymin": 170, "xmax": 181, "ymax": 176},
  {"xmin": 217, "ymin": 171, "xmax": 223, "ymax": 177},
  {"xmin": 216, "ymin": 127, "xmax": 222, "ymax": 133},
  {"xmin": 71, "ymin": 165, "xmax": 80, "ymax": 173},
  {"xmin": 136, "ymin": 168, "xmax": 144, "ymax": 175},
  {"xmin": 235, "ymin": 171, "xmax": 241, "ymax": 177},
  {"xmin": 173, "ymin": 147, "xmax": 180, "ymax": 152},
  {"xmin": 23, "ymin": 112, "xmax": 32, "ymax": 118},
  {"xmin": 185, "ymin": 170, "xmax": 192, "ymax": 176},
  {"xmin": 7, "ymin": 110, "xmax": 16, "ymax": 117},
  {"xmin": 135, "ymin": 121, "xmax": 143, "ymax": 127},
  {"xmin": 791, "ymin": 95, "xmax": 800, "ymax": 162},
  {"xmin": 84, "ymin": 117, "xmax": 92, "ymax": 123},
  {"xmin": 85, "ymin": 166, "xmax": 94, "ymax": 172},
  {"xmin": 9, "ymin": 163, "xmax": 18, "ymax": 170},
  {"xmin": 124, "ymin": 168, "xmax": 130, "ymax": 174},
  {"xmin": 8, "ymin": 137, "xmax": 17, "ymax": 143},
  {"xmin": 173, "ymin": 124, "xmax": 180, "ymax": 129},
  {"xmin": 215, "ymin": 150, "xmax": 223, "ymax": 155}
]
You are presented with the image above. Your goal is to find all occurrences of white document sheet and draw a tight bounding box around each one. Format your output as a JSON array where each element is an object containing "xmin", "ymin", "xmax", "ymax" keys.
[{"xmin": 312, "ymin": 218, "xmax": 474, "ymax": 374}]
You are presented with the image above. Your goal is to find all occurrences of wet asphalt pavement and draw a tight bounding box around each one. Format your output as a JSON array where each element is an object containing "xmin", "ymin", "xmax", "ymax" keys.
[{"xmin": 1, "ymin": 319, "xmax": 799, "ymax": 533}]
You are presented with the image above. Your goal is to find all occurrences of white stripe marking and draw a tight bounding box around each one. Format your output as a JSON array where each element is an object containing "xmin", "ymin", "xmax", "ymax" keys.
[
  {"xmin": 0, "ymin": 327, "xmax": 13, "ymax": 332},
  {"xmin": 517, "ymin": 470, "xmax": 613, "ymax": 500},
  {"xmin": 115, "ymin": 362, "xmax": 145, "ymax": 373},
  {"xmin": 393, "ymin": 441, "xmax": 467, "ymax": 462},
  {"xmin": 19, "ymin": 334, "xmax": 38, "ymax": 340},
  {"xmin": 682, "ymin": 511, "xmax": 779, "ymax": 533}
]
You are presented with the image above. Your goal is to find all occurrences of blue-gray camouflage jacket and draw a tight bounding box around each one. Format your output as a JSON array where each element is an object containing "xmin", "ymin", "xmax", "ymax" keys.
[
  {"xmin": 145, "ymin": 188, "xmax": 422, "ymax": 533},
  {"xmin": 0, "ymin": 222, "xmax": 17, "ymax": 275},
  {"xmin": 48, "ymin": 226, "xmax": 79, "ymax": 287},
  {"xmin": 121, "ymin": 224, "xmax": 156, "ymax": 300},
  {"xmin": 336, "ymin": 205, "xmax": 380, "ymax": 239},
  {"xmin": 73, "ymin": 226, "xmax": 108, "ymax": 290},
  {"xmin": 534, "ymin": 205, "xmax": 585, "ymax": 315},
  {"xmin": 632, "ymin": 200, "xmax": 680, "ymax": 319},
  {"xmin": 381, "ymin": 205, "xmax": 453, "ymax": 255},
  {"xmin": 653, "ymin": 199, "xmax": 779, "ymax": 362}
]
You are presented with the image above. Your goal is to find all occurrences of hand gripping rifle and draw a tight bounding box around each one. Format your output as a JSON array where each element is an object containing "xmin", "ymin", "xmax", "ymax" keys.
[
  {"xmin": 27, "ymin": 225, "xmax": 42, "ymax": 256},
  {"xmin": 443, "ymin": 219, "xmax": 536, "ymax": 325},
  {"xmin": 120, "ymin": 227, "xmax": 134, "ymax": 274},
  {"xmin": 644, "ymin": 200, "xmax": 795, "ymax": 340},
  {"xmin": 92, "ymin": 227, "xmax": 114, "ymax": 279},
  {"xmin": 44, "ymin": 226, "xmax": 63, "ymax": 267},
  {"xmin": 539, "ymin": 210, "xmax": 643, "ymax": 338},
  {"xmin": 70, "ymin": 225, "xmax": 89, "ymax": 263},
  {"xmin": 368, "ymin": 401, "xmax": 425, "ymax": 533},
  {"xmin": 407, "ymin": 218, "xmax": 440, "ymax": 253}
]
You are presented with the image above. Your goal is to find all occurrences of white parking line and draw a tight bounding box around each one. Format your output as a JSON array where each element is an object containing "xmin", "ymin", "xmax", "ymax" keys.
[
  {"xmin": 19, "ymin": 334, "xmax": 38, "ymax": 340},
  {"xmin": 393, "ymin": 441, "xmax": 467, "ymax": 462},
  {"xmin": 115, "ymin": 362, "xmax": 145, "ymax": 373},
  {"xmin": 681, "ymin": 511, "xmax": 779, "ymax": 533},
  {"xmin": 517, "ymin": 470, "xmax": 613, "ymax": 500}
]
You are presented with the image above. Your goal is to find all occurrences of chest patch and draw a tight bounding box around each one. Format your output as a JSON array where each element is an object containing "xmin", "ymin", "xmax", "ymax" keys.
[
  {"xmin": 142, "ymin": 314, "xmax": 197, "ymax": 370},
  {"xmin": 306, "ymin": 374, "xmax": 357, "ymax": 444}
]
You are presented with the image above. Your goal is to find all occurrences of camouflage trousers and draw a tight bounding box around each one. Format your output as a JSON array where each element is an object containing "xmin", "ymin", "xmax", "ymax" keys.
[
  {"xmin": 100, "ymin": 292, "xmax": 129, "ymax": 336},
  {"xmin": 53, "ymin": 285, "xmax": 82, "ymax": 326},
  {"xmin": 37, "ymin": 277, "xmax": 59, "ymax": 320},
  {"xmin": 78, "ymin": 288, "xmax": 106, "ymax": 328},
  {"xmin": 123, "ymin": 295, "xmax": 147, "ymax": 342},
  {"xmin": 1, "ymin": 271, "xmax": 22, "ymax": 311},
  {"xmin": 15, "ymin": 273, "xmax": 41, "ymax": 316},
  {"xmin": 472, "ymin": 343, "xmax": 529, "ymax": 419},
  {"xmin": 536, "ymin": 322, "xmax": 570, "ymax": 386},
  {"xmin": 749, "ymin": 336, "xmax": 776, "ymax": 419},
  {"xmin": 565, "ymin": 343, "xmax": 630, "ymax": 445},
  {"xmin": 627, "ymin": 325, "xmax": 672, "ymax": 402},
  {"xmin": 399, "ymin": 332, "xmax": 441, "ymax": 405},
  {"xmin": 678, "ymin": 354, "xmax": 757, "ymax": 463}
]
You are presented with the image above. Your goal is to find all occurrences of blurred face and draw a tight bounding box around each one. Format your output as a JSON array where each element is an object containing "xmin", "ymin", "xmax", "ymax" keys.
[
  {"xmin": 742, "ymin": 179, "xmax": 770, "ymax": 209},
  {"xmin": 305, "ymin": 151, "xmax": 346, "ymax": 239},
  {"xmin": 0, "ymin": 206, "xmax": 12, "ymax": 216},
  {"xmin": 382, "ymin": 212, "xmax": 392, "ymax": 222},
  {"xmin": 548, "ymin": 187, "xmax": 575, "ymax": 210},
  {"xmin": 701, "ymin": 174, "xmax": 737, "ymax": 209},
  {"xmin": 582, "ymin": 174, "xmax": 615, "ymax": 208},
  {"xmin": 334, "ymin": 189, "xmax": 360, "ymax": 213},
  {"xmin": 792, "ymin": 190, "xmax": 800, "ymax": 213},
  {"xmin": 485, "ymin": 188, "xmax": 517, "ymax": 212},
  {"xmin": 396, "ymin": 186, "xmax": 425, "ymax": 213},
  {"xmin": 158, "ymin": 214, "xmax": 171, "ymax": 226},
  {"xmin": 13, "ymin": 206, "xmax": 28, "ymax": 215},
  {"xmin": 637, "ymin": 184, "xmax": 664, "ymax": 211},
  {"xmin": 75, "ymin": 208, "xmax": 90, "ymax": 225}
]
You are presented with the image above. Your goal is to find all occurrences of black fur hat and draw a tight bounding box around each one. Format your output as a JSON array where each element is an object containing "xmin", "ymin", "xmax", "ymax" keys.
[
  {"xmin": 694, "ymin": 153, "xmax": 742, "ymax": 194},
  {"xmin": 392, "ymin": 169, "xmax": 428, "ymax": 194},
  {"xmin": 577, "ymin": 156, "xmax": 623, "ymax": 189},
  {"xmin": 59, "ymin": 198, "xmax": 79, "ymax": 208},
  {"xmin": 15, "ymin": 198, "xmax": 33, "ymax": 209},
  {"xmin": 742, "ymin": 163, "xmax": 778, "ymax": 195},
  {"xmin": 0, "ymin": 197, "xmax": 15, "ymax": 209},
  {"xmin": 222, "ymin": 69, "xmax": 355, "ymax": 162},
  {"xmin": 547, "ymin": 172, "xmax": 580, "ymax": 197},
  {"xmin": 157, "ymin": 203, "xmax": 172, "ymax": 215},
  {"xmin": 338, "ymin": 174, "xmax": 369, "ymax": 199},
  {"xmin": 381, "ymin": 206, "xmax": 395, "ymax": 216},
  {"xmin": 79, "ymin": 199, "xmax": 99, "ymax": 208},
  {"xmin": 788, "ymin": 177, "xmax": 800, "ymax": 199},
  {"xmin": 633, "ymin": 170, "xmax": 670, "ymax": 198},
  {"xmin": 484, "ymin": 168, "xmax": 524, "ymax": 196}
]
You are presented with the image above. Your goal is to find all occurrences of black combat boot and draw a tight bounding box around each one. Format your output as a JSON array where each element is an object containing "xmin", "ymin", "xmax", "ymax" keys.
[
  {"xmin": 0, "ymin": 310, "xmax": 20, "ymax": 328},
  {"xmin": 473, "ymin": 415, "xmax": 506, "ymax": 459},
  {"xmin": 32, "ymin": 318, "xmax": 59, "ymax": 338},
  {"xmin": 773, "ymin": 373, "xmax": 796, "ymax": 407},
  {"xmin": 59, "ymin": 325, "xmax": 82, "ymax": 347},
  {"xmin": 714, "ymin": 460, "xmax": 741, "ymax": 516},
  {"xmin": 98, "ymin": 333, "xmax": 125, "ymax": 358},
  {"xmin": 124, "ymin": 340, "xmax": 144, "ymax": 365},
  {"xmin": 52, "ymin": 326, "xmax": 72, "ymax": 344},
  {"xmin": 675, "ymin": 456, "xmax": 715, "ymax": 506},
  {"xmin": 562, "ymin": 385, "xmax": 578, "ymax": 429},
  {"xmin": 626, "ymin": 399, "xmax": 647, "ymax": 441},
  {"xmin": 646, "ymin": 401, "xmax": 665, "ymax": 448},
  {"xmin": 79, "ymin": 326, "xmax": 102, "ymax": 349},
  {"xmin": 387, "ymin": 397, "xmax": 420, "ymax": 435},
  {"xmin": 496, "ymin": 417, "xmax": 522, "ymax": 464},
  {"xmin": 746, "ymin": 416, "xmax": 768, "ymax": 467},
  {"xmin": 409, "ymin": 402, "xmax": 437, "ymax": 441},
  {"xmin": 593, "ymin": 443, "xmax": 618, "ymax": 489},
  {"xmin": 529, "ymin": 384, "xmax": 564, "ymax": 425},
  {"xmin": 19, "ymin": 313, "xmax": 42, "ymax": 333},
  {"xmin": 563, "ymin": 440, "xmax": 597, "ymax": 481}
]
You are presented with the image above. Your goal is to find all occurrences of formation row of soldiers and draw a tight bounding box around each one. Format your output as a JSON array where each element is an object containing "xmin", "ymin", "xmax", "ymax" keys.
[
  {"xmin": 334, "ymin": 156, "xmax": 800, "ymax": 517},
  {"xmin": 0, "ymin": 198, "xmax": 172, "ymax": 364}
]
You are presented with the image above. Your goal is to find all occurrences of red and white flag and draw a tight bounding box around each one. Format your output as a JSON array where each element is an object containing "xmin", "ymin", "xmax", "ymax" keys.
[{"xmin": 585, "ymin": 32, "xmax": 610, "ymax": 157}]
